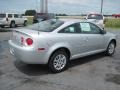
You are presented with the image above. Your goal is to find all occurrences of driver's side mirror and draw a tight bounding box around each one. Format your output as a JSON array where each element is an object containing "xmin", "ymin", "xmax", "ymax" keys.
[{"xmin": 101, "ymin": 29, "xmax": 106, "ymax": 34}]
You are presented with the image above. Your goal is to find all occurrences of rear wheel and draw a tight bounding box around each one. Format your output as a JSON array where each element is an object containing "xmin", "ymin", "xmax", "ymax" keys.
[
  {"xmin": 23, "ymin": 21, "xmax": 27, "ymax": 26},
  {"xmin": 48, "ymin": 50, "xmax": 69, "ymax": 73},
  {"xmin": 0, "ymin": 25, "xmax": 5, "ymax": 28},
  {"xmin": 105, "ymin": 41, "xmax": 116, "ymax": 56},
  {"xmin": 10, "ymin": 21, "xmax": 15, "ymax": 28}
]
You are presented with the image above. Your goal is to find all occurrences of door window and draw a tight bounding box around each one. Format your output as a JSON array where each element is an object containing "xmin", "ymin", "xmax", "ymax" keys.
[
  {"xmin": 19, "ymin": 15, "xmax": 22, "ymax": 18},
  {"xmin": 0, "ymin": 14, "xmax": 6, "ymax": 18},
  {"xmin": 14, "ymin": 14, "xmax": 19, "ymax": 18},
  {"xmin": 89, "ymin": 23, "xmax": 101, "ymax": 34},
  {"xmin": 80, "ymin": 22, "xmax": 101, "ymax": 34},
  {"xmin": 8, "ymin": 14, "xmax": 12, "ymax": 18}
]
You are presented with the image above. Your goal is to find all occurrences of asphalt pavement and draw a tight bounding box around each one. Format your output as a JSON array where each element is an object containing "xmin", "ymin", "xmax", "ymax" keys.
[{"xmin": 0, "ymin": 28, "xmax": 120, "ymax": 90}]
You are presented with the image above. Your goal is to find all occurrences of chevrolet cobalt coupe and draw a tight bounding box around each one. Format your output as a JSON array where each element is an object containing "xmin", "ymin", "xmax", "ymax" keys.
[{"xmin": 9, "ymin": 19, "xmax": 116, "ymax": 73}]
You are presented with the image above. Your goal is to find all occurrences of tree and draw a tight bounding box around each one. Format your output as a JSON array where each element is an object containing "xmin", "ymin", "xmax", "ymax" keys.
[{"xmin": 25, "ymin": 10, "xmax": 37, "ymax": 16}]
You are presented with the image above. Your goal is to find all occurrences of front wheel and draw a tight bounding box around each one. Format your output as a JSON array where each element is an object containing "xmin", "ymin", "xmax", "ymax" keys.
[
  {"xmin": 48, "ymin": 50, "xmax": 69, "ymax": 73},
  {"xmin": 105, "ymin": 41, "xmax": 116, "ymax": 56}
]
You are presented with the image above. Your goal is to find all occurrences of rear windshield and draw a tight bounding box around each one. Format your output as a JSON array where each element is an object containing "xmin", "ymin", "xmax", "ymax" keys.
[
  {"xmin": 0, "ymin": 14, "xmax": 6, "ymax": 18},
  {"xmin": 87, "ymin": 14, "xmax": 103, "ymax": 20},
  {"xmin": 26, "ymin": 19, "xmax": 64, "ymax": 32}
]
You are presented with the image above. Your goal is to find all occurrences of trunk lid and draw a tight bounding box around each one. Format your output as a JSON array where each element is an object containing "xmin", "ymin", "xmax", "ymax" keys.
[{"xmin": 11, "ymin": 28, "xmax": 39, "ymax": 46}]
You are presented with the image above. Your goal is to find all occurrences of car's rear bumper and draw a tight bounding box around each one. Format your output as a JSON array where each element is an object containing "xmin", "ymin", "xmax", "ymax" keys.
[{"xmin": 9, "ymin": 40, "xmax": 48, "ymax": 64}]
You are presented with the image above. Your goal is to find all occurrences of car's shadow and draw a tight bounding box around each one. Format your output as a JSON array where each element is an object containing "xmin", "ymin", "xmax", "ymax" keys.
[
  {"xmin": 69, "ymin": 53, "xmax": 105, "ymax": 67},
  {"xmin": 14, "ymin": 53, "xmax": 105, "ymax": 76}
]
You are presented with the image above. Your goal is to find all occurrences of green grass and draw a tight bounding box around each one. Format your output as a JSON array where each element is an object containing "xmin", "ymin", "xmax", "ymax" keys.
[
  {"xmin": 26, "ymin": 17, "xmax": 33, "ymax": 25},
  {"xmin": 105, "ymin": 18, "xmax": 120, "ymax": 28}
]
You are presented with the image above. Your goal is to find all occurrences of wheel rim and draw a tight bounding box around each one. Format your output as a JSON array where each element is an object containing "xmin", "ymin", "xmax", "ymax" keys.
[
  {"xmin": 12, "ymin": 23, "xmax": 15, "ymax": 27},
  {"xmin": 53, "ymin": 54, "xmax": 67, "ymax": 70},
  {"xmin": 108, "ymin": 43, "xmax": 115, "ymax": 54}
]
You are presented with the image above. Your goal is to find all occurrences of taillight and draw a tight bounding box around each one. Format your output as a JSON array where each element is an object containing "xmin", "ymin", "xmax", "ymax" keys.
[
  {"xmin": 6, "ymin": 18, "xmax": 9, "ymax": 21},
  {"xmin": 26, "ymin": 38, "xmax": 33, "ymax": 46}
]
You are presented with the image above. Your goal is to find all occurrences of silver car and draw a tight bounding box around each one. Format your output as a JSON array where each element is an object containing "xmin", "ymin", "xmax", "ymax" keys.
[{"xmin": 9, "ymin": 19, "xmax": 117, "ymax": 73}]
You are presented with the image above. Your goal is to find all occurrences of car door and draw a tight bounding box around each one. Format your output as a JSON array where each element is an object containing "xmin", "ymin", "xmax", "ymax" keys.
[
  {"xmin": 58, "ymin": 23, "xmax": 87, "ymax": 57},
  {"xmin": 18, "ymin": 15, "xmax": 24, "ymax": 24},
  {"xmin": 14, "ymin": 14, "xmax": 19, "ymax": 24},
  {"xmin": 79, "ymin": 22, "xmax": 105, "ymax": 53}
]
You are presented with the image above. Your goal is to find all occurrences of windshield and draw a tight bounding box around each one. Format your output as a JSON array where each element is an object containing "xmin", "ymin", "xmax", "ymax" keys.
[
  {"xmin": 0, "ymin": 14, "xmax": 6, "ymax": 18},
  {"xmin": 26, "ymin": 19, "xmax": 64, "ymax": 32},
  {"xmin": 87, "ymin": 14, "xmax": 103, "ymax": 20}
]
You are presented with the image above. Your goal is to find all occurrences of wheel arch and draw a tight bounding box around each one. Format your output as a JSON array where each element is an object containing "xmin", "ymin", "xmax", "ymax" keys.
[
  {"xmin": 48, "ymin": 47, "xmax": 71, "ymax": 64},
  {"xmin": 109, "ymin": 39, "xmax": 117, "ymax": 47},
  {"xmin": 11, "ymin": 20, "xmax": 15, "ymax": 23}
]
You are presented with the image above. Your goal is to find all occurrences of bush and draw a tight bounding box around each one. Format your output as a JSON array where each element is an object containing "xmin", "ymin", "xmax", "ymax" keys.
[{"xmin": 25, "ymin": 10, "xmax": 36, "ymax": 16}]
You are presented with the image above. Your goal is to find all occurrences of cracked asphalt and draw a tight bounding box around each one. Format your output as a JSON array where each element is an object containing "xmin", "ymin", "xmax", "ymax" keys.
[{"xmin": 0, "ymin": 28, "xmax": 120, "ymax": 90}]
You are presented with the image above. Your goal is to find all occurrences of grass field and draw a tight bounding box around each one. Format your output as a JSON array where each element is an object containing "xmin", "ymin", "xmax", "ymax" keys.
[
  {"xmin": 105, "ymin": 18, "xmax": 120, "ymax": 28},
  {"xmin": 27, "ymin": 17, "xmax": 33, "ymax": 25}
]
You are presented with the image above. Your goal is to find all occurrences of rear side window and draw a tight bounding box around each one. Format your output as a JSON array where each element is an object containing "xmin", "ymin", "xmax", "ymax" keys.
[
  {"xmin": 14, "ymin": 14, "xmax": 18, "ymax": 18},
  {"xmin": 59, "ymin": 23, "xmax": 80, "ymax": 33},
  {"xmin": 8, "ymin": 14, "xmax": 12, "ymax": 18},
  {"xmin": 0, "ymin": 14, "xmax": 6, "ymax": 18},
  {"xmin": 87, "ymin": 14, "xmax": 103, "ymax": 20}
]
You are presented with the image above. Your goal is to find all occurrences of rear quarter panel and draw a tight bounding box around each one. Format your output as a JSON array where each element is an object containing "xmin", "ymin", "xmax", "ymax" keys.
[
  {"xmin": 104, "ymin": 32, "xmax": 117, "ymax": 49},
  {"xmin": 37, "ymin": 33, "xmax": 72, "ymax": 60}
]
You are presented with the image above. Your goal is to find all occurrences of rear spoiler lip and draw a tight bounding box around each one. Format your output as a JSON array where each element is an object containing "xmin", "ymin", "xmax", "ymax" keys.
[
  {"xmin": 13, "ymin": 30, "xmax": 30, "ymax": 37},
  {"xmin": 12, "ymin": 28, "xmax": 40, "ymax": 37}
]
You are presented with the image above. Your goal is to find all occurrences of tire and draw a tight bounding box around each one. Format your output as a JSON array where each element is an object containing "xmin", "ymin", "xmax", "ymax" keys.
[
  {"xmin": 23, "ymin": 21, "xmax": 27, "ymax": 26},
  {"xmin": 0, "ymin": 25, "xmax": 5, "ymax": 28},
  {"xmin": 10, "ymin": 21, "xmax": 15, "ymax": 28},
  {"xmin": 48, "ymin": 50, "xmax": 69, "ymax": 73},
  {"xmin": 105, "ymin": 41, "xmax": 116, "ymax": 56}
]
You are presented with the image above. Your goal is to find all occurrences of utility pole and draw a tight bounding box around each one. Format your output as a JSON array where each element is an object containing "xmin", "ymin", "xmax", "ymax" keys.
[
  {"xmin": 40, "ymin": 0, "xmax": 48, "ymax": 13},
  {"xmin": 44, "ymin": 0, "xmax": 48, "ymax": 13},
  {"xmin": 100, "ymin": 0, "xmax": 103, "ymax": 14},
  {"xmin": 40, "ymin": 0, "xmax": 44, "ymax": 13}
]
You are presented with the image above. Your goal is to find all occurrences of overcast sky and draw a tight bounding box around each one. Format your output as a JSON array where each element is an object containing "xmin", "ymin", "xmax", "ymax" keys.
[{"xmin": 0, "ymin": 0, "xmax": 120, "ymax": 14}]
